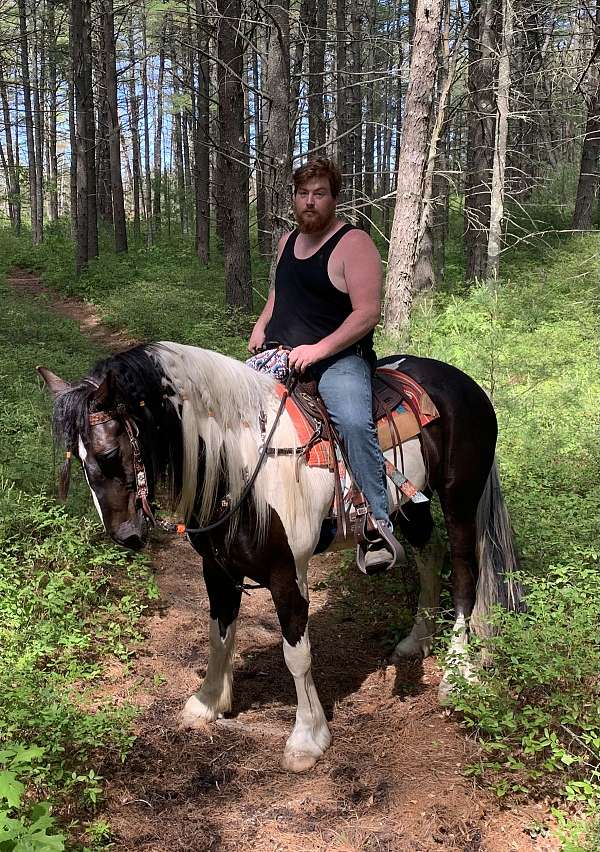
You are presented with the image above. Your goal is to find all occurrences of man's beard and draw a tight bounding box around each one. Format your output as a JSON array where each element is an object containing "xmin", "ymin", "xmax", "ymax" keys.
[{"xmin": 296, "ymin": 209, "xmax": 334, "ymax": 234}]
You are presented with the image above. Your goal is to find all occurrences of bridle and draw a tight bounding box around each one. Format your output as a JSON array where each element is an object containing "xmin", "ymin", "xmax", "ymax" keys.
[
  {"xmin": 77, "ymin": 371, "xmax": 298, "ymax": 539},
  {"xmin": 88, "ymin": 404, "xmax": 156, "ymax": 525}
]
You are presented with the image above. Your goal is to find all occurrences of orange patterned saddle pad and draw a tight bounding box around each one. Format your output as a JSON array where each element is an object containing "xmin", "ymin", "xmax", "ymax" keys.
[{"xmin": 274, "ymin": 368, "xmax": 439, "ymax": 468}]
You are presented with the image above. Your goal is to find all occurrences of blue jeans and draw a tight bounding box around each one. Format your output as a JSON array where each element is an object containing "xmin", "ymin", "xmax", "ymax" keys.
[{"xmin": 314, "ymin": 354, "xmax": 389, "ymax": 521}]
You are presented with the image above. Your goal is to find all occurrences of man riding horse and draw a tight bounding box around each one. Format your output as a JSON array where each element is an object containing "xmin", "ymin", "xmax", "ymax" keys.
[{"xmin": 248, "ymin": 157, "xmax": 403, "ymax": 573}]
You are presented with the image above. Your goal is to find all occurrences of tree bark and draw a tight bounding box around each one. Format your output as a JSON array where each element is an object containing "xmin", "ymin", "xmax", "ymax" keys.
[
  {"xmin": 263, "ymin": 0, "xmax": 291, "ymax": 281},
  {"xmin": 336, "ymin": 0, "xmax": 352, "ymax": 195},
  {"xmin": 71, "ymin": 0, "xmax": 89, "ymax": 272},
  {"xmin": 128, "ymin": 14, "xmax": 142, "ymax": 241},
  {"xmin": 216, "ymin": 0, "xmax": 252, "ymax": 309},
  {"xmin": 464, "ymin": 0, "xmax": 498, "ymax": 281},
  {"xmin": 0, "ymin": 59, "xmax": 21, "ymax": 233},
  {"xmin": 18, "ymin": 0, "xmax": 41, "ymax": 244},
  {"xmin": 141, "ymin": 3, "xmax": 153, "ymax": 244},
  {"xmin": 308, "ymin": 0, "xmax": 327, "ymax": 152},
  {"xmin": 573, "ymin": 3, "xmax": 600, "ymax": 230},
  {"xmin": 47, "ymin": 0, "xmax": 59, "ymax": 221},
  {"xmin": 103, "ymin": 0, "xmax": 128, "ymax": 252},
  {"xmin": 153, "ymin": 17, "xmax": 168, "ymax": 236},
  {"xmin": 383, "ymin": 0, "xmax": 444, "ymax": 334},
  {"xmin": 194, "ymin": 0, "xmax": 210, "ymax": 264},
  {"xmin": 487, "ymin": 0, "xmax": 513, "ymax": 278}
]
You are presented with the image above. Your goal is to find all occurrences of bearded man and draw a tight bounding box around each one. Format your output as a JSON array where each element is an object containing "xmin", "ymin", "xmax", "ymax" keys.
[{"xmin": 248, "ymin": 157, "xmax": 401, "ymax": 572}]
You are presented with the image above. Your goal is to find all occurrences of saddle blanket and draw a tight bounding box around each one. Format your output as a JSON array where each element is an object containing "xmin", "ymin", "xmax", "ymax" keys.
[{"xmin": 274, "ymin": 367, "xmax": 439, "ymax": 468}]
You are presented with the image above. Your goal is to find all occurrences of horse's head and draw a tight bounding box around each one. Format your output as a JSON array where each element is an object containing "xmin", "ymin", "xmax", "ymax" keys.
[{"xmin": 37, "ymin": 366, "xmax": 153, "ymax": 550}]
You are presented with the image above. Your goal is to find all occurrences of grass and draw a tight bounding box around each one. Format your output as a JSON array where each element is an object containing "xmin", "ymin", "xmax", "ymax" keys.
[{"xmin": 1, "ymin": 203, "xmax": 599, "ymax": 847}]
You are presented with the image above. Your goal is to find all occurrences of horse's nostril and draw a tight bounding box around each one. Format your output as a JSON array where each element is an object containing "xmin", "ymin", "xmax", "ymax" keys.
[
  {"xmin": 114, "ymin": 520, "xmax": 146, "ymax": 550},
  {"xmin": 122, "ymin": 534, "xmax": 143, "ymax": 551}
]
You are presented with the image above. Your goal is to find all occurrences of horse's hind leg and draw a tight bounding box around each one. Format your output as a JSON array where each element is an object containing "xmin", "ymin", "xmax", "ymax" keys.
[
  {"xmin": 180, "ymin": 556, "xmax": 241, "ymax": 727},
  {"xmin": 390, "ymin": 500, "xmax": 445, "ymax": 660},
  {"xmin": 438, "ymin": 507, "xmax": 479, "ymax": 701},
  {"xmin": 271, "ymin": 556, "xmax": 330, "ymax": 773}
]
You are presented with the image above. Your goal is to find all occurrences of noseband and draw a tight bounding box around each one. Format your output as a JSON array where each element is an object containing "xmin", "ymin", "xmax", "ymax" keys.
[{"xmin": 88, "ymin": 405, "xmax": 156, "ymax": 525}]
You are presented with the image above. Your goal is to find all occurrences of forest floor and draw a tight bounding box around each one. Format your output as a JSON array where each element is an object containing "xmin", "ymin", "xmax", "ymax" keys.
[{"xmin": 10, "ymin": 269, "xmax": 562, "ymax": 852}]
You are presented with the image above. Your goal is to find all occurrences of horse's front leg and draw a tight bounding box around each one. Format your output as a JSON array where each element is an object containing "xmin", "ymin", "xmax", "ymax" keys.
[
  {"xmin": 271, "ymin": 558, "xmax": 331, "ymax": 773},
  {"xmin": 180, "ymin": 556, "xmax": 241, "ymax": 727}
]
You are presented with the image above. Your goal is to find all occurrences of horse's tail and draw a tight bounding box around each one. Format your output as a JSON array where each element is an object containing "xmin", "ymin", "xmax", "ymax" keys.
[{"xmin": 471, "ymin": 457, "xmax": 524, "ymax": 637}]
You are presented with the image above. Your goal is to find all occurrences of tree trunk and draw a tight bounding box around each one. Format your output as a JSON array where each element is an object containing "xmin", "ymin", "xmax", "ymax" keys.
[
  {"xmin": 263, "ymin": 0, "xmax": 291, "ymax": 282},
  {"xmin": 18, "ymin": 0, "xmax": 41, "ymax": 244},
  {"xmin": 141, "ymin": 4, "xmax": 153, "ymax": 244},
  {"xmin": 0, "ymin": 59, "xmax": 21, "ymax": 233},
  {"xmin": 195, "ymin": 0, "xmax": 210, "ymax": 264},
  {"xmin": 252, "ymin": 47, "xmax": 268, "ymax": 255},
  {"xmin": 487, "ymin": 0, "xmax": 513, "ymax": 278},
  {"xmin": 308, "ymin": 0, "xmax": 327, "ymax": 152},
  {"xmin": 68, "ymin": 74, "xmax": 77, "ymax": 238},
  {"xmin": 128, "ymin": 14, "xmax": 142, "ymax": 241},
  {"xmin": 217, "ymin": 0, "xmax": 252, "ymax": 309},
  {"xmin": 573, "ymin": 2, "xmax": 600, "ymax": 230},
  {"xmin": 383, "ymin": 0, "xmax": 444, "ymax": 334},
  {"xmin": 47, "ymin": 0, "xmax": 59, "ymax": 221},
  {"xmin": 153, "ymin": 18, "xmax": 167, "ymax": 236},
  {"xmin": 362, "ymin": 0, "xmax": 376, "ymax": 234},
  {"xmin": 84, "ymin": 0, "xmax": 98, "ymax": 259},
  {"xmin": 102, "ymin": 0, "xmax": 128, "ymax": 252},
  {"xmin": 32, "ymin": 1, "xmax": 44, "ymax": 240},
  {"xmin": 96, "ymin": 22, "xmax": 113, "ymax": 223},
  {"xmin": 336, "ymin": 0, "xmax": 352, "ymax": 195},
  {"xmin": 71, "ymin": 0, "xmax": 89, "ymax": 272},
  {"xmin": 464, "ymin": 0, "xmax": 498, "ymax": 281}
]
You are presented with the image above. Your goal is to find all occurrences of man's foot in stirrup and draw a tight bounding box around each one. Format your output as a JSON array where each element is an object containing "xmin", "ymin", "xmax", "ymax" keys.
[{"xmin": 357, "ymin": 519, "xmax": 406, "ymax": 576}]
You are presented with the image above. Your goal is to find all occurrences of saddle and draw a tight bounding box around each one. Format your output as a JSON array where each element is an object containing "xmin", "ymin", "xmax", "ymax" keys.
[{"xmin": 268, "ymin": 364, "xmax": 439, "ymax": 571}]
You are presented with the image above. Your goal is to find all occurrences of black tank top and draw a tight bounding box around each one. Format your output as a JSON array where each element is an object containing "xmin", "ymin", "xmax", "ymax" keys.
[{"xmin": 265, "ymin": 223, "xmax": 375, "ymax": 358}]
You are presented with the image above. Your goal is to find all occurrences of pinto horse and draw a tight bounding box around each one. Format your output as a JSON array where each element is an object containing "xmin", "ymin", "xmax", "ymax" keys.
[{"xmin": 38, "ymin": 342, "xmax": 521, "ymax": 772}]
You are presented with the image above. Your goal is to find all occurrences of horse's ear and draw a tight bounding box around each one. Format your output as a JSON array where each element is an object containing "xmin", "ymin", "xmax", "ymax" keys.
[
  {"xmin": 93, "ymin": 370, "xmax": 116, "ymax": 407},
  {"xmin": 36, "ymin": 367, "xmax": 71, "ymax": 398}
]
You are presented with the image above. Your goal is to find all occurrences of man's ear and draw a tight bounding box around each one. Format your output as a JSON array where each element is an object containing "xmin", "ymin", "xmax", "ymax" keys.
[
  {"xmin": 92, "ymin": 370, "xmax": 116, "ymax": 408},
  {"xmin": 36, "ymin": 367, "xmax": 71, "ymax": 398}
]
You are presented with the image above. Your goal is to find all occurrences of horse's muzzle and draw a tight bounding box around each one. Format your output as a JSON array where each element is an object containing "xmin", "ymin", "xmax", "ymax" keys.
[{"xmin": 113, "ymin": 518, "xmax": 148, "ymax": 551}]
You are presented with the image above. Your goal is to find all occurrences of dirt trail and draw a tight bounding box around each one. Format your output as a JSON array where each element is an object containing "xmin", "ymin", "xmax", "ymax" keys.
[{"xmin": 10, "ymin": 269, "xmax": 559, "ymax": 852}]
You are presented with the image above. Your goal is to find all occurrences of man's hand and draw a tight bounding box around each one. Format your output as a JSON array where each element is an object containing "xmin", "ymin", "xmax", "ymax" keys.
[
  {"xmin": 248, "ymin": 325, "xmax": 266, "ymax": 354},
  {"xmin": 288, "ymin": 343, "xmax": 326, "ymax": 373}
]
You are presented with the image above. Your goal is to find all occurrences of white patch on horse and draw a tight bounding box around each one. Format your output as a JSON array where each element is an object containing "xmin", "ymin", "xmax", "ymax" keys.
[
  {"xmin": 438, "ymin": 610, "xmax": 477, "ymax": 702},
  {"xmin": 384, "ymin": 436, "xmax": 426, "ymax": 513},
  {"xmin": 180, "ymin": 619, "xmax": 237, "ymax": 727},
  {"xmin": 281, "ymin": 631, "xmax": 331, "ymax": 772},
  {"xmin": 78, "ymin": 436, "xmax": 106, "ymax": 530}
]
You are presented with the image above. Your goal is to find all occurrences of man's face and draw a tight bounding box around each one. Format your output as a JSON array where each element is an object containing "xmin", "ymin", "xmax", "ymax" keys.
[{"xmin": 294, "ymin": 177, "xmax": 337, "ymax": 234}]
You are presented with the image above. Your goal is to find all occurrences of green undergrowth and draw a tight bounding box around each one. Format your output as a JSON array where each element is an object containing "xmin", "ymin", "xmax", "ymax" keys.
[
  {"xmin": 0, "ymin": 254, "xmax": 158, "ymax": 848},
  {"xmin": 1, "ymin": 224, "xmax": 269, "ymax": 360},
  {"xmin": 394, "ymin": 231, "xmax": 599, "ymax": 832},
  {"xmin": 1, "ymin": 212, "xmax": 599, "ymax": 844}
]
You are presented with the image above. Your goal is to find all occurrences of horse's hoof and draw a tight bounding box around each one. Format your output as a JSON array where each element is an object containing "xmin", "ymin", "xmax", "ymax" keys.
[
  {"xmin": 280, "ymin": 750, "xmax": 320, "ymax": 773},
  {"xmin": 179, "ymin": 695, "xmax": 214, "ymax": 729},
  {"xmin": 437, "ymin": 677, "xmax": 453, "ymax": 705},
  {"xmin": 390, "ymin": 634, "xmax": 429, "ymax": 661}
]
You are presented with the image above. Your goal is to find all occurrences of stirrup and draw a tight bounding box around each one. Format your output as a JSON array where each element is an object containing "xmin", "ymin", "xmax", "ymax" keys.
[{"xmin": 356, "ymin": 519, "xmax": 406, "ymax": 576}]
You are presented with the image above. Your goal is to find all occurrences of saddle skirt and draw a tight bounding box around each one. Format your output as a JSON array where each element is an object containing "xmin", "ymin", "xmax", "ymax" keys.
[{"xmin": 274, "ymin": 365, "xmax": 439, "ymax": 469}]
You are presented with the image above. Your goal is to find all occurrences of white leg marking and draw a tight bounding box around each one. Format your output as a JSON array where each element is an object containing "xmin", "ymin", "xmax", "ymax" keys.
[
  {"xmin": 391, "ymin": 535, "xmax": 444, "ymax": 661},
  {"xmin": 78, "ymin": 437, "xmax": 106, "ymax": 529},
  {"xmin": 281, "ymin": 631, "xmax": 331, "ymax": 773},
  {"xmin": 180, "ymin": 619, "xmax": 237, "ymax": 727},
  {"xmin": 438, "ymin": 610, "xmax": 477, "ymax": 703}
]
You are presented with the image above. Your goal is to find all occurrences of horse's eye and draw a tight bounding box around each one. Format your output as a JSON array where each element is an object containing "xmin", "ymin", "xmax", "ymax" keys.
[{"xmin": 97, "ymin": 447, "xmax": 121, "ymax": 473}]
